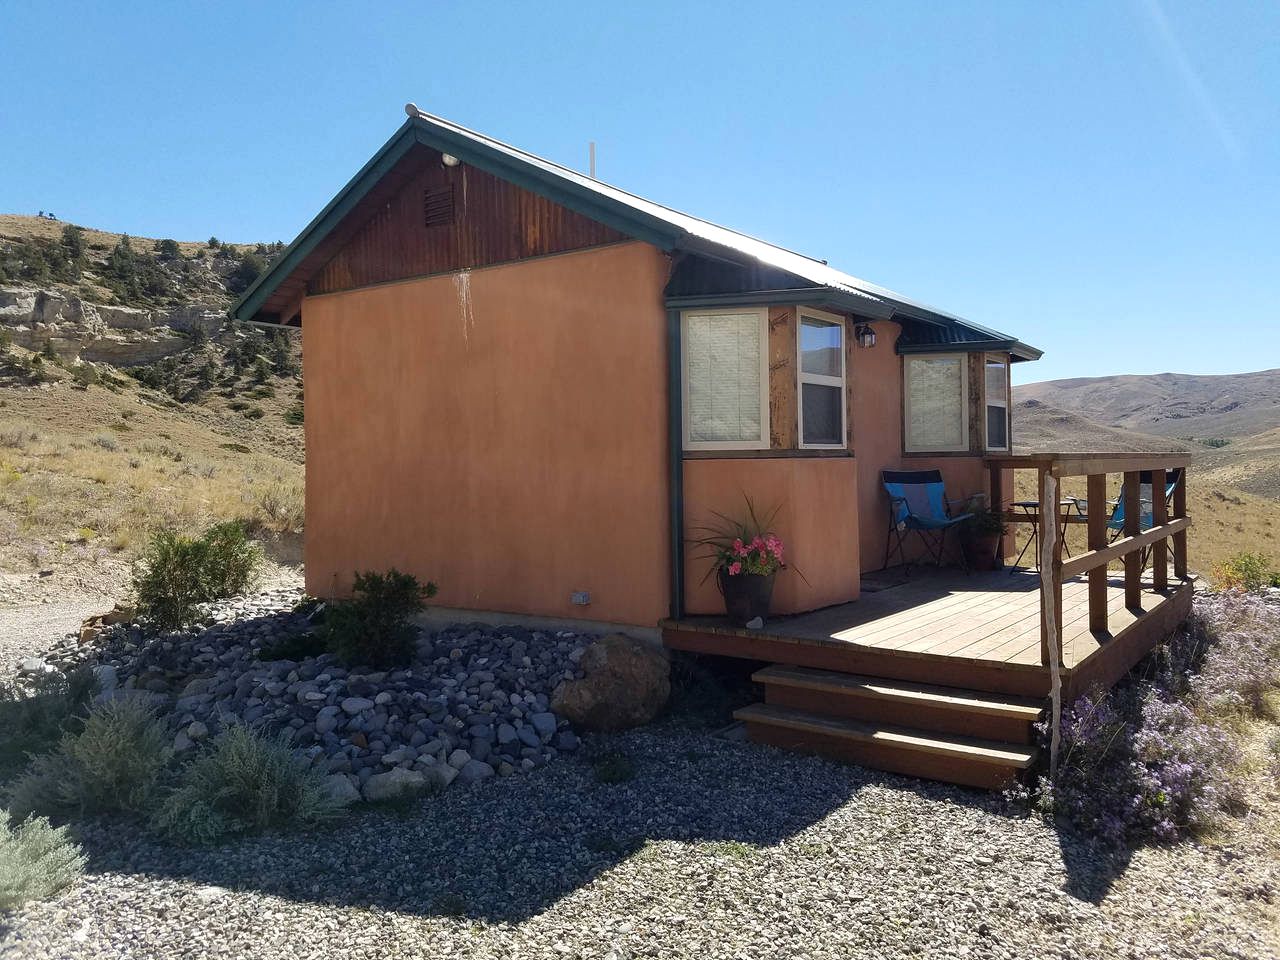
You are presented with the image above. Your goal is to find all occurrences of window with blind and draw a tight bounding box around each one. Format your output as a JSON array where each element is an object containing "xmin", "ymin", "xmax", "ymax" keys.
[
  {"xmin": 682, "ymin": 308, "xmax": 769, "ymax": 450},
  {"xmin": 904, "ymin": 354, "xmax": 968, "ymax": 452},
  {"xmin": 985, "ymin": 355, "xmax": 1009, "ymax": 451},
  {"xmin": 798, "ymin": 310, "xmax": 846, "ymax": 448}
]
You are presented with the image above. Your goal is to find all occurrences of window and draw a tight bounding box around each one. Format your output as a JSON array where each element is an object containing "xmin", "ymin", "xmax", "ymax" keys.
[
  {"xmin": 904, "ymin": 354, "xmax": 968, "ymax": 452},
  {"xmin": 797, "ymin": 309, "xmax": 846, "ymax": 448},
  {"xmin": 682, "ymin": 308, "xmax": 769, "ymax": 450},
  {"xmin": 985, "ymin": 354, "xmax": 1009, "ymax": 451}
]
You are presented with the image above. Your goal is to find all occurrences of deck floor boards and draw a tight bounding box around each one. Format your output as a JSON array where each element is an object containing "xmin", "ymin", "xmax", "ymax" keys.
[{"xmin": 670, "ymin": 568, "xmax": 1191, "ymax": 673}]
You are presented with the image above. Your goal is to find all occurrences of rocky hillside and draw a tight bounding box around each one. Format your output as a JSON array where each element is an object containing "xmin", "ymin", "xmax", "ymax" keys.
[
  {"xmin": 0, "ymin": 214, "xmax": 281, "ymax": 367},
  {"xmin": 1016, "ymin": 369, "xmax": 1280, "ymax": 441}
]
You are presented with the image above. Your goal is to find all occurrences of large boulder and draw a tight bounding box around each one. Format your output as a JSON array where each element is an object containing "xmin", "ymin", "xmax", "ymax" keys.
[{"xmin": 550, "ymin": 633, "xmax": 669, "ymax": 731}]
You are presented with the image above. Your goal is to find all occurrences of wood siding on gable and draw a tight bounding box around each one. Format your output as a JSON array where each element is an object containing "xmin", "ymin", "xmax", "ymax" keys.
[{"xmin": 309, "ymin": 147, "xmax": 629, "ymax": 296}]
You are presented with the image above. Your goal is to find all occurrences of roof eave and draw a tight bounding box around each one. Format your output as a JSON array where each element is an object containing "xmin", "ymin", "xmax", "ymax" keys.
[
  {"xmin": 231, "ymin": 120, "xmax": 423, "ymax": 323},
  {"xmin": 406, "ymin": 117, "xmax": 684, "ymax": 252}
]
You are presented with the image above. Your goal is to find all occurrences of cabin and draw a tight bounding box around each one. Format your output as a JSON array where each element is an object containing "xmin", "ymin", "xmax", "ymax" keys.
[{"xmin": 236, "ymin": 105, "xmax": 1193, "ymax": 789}]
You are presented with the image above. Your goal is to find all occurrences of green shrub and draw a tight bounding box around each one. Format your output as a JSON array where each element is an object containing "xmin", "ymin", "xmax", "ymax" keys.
[
  {"xmin": 243, "ymin": 406, "xmax": 265, "ymax": 420},
  {"xmin": 0, "ymin": 668, "xmax": 97, "ymax": 776},
  {"xmin": 0, "ymin": 815, "xmax": 86, "ymax": 911},
  {"xmin": 257, "ymin": 631, "xmax": 327, "ymax": 662},
  {"xmin": 151, "ymin": 725, "xmax": 340, "ymax": 845},
  {"xmin": 132, "ymin": 521, "xmax": 262, "ymax": 630},
  {"xmin": 8, "ymin": 698, "xmax": 172, "ymax": 821},
  {"xmin": 321, "ymin": 570, "xmax": 437, "ymax": 668},
  {"xmin": 283, "ymin": 401, "xmax": 304, "ymax": 426},
  {"xmin": 1212, "ymin": 552, "xmax": 1274, "ymax": 592}
]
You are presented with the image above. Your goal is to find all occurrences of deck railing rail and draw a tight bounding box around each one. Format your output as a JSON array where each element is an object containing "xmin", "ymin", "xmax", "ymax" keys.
[{"xmin": 986, "ymin": 452, "xmax": 1192, "ymax": 774}]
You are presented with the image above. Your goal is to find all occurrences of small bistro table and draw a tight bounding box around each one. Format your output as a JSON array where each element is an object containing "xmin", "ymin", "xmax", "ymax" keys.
[{"xmin": 1008, "ymin": 499, "xmax": 1085, "ymax": 571}]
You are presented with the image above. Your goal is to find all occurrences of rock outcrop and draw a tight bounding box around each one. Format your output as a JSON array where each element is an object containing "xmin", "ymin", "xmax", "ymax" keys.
[{"xmin": 0, "ymin": 285, "xmax": 229, "ymax": 366}]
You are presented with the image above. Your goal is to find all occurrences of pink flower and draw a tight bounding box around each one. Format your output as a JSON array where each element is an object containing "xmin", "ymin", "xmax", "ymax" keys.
[
  {"xmin": 728, "ymin": 561, "xmax": 742, "ymax": 575},
  {"xmin": 732, "ymin": 538, "xmax": 749, "ymax": 557}
]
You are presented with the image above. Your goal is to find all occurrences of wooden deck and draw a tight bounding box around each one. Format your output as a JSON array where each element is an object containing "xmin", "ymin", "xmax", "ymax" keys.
[
  {"xmin": 664, "ymin": 451, "xmax": 1195, "ymax": 788},
  {"xmin": 663, "ymin": 568, "xmax": 1195, "ymax": 699}
]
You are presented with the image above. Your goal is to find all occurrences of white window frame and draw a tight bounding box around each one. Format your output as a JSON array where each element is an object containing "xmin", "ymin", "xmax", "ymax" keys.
[
  {"xmin": 984, "ymin": 353, "xmax": 1010, "ymax": 452},
  {"xmin": 681, "ymin": 306, "xmax": 770, "ymax": 451},
  {"xmin": 903, "ymin": 352, "xmax": 969, "ymax": 454},
  {"xmin": 796, "ymin": 307, "xmax": 847, "ymax": 450}
]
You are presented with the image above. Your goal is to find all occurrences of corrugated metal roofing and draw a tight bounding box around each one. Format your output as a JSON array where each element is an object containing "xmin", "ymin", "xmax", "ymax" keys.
[
  {"xmin": 897, "ymin": 317, "xmax": 1028, "ymax": 356},
  {"xmin": 234, "ymin": 106, "xmax": 1041, "ymax": 361}
]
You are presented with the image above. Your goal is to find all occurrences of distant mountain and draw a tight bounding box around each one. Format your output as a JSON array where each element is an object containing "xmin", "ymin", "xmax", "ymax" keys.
[
  {"xmin": 1015, "ymin": 369, "xmax": 1280, "ymax": 441},
  {"xmin": 1012, "ymin": 398, "xmax": 1192, "ymax": 454}
]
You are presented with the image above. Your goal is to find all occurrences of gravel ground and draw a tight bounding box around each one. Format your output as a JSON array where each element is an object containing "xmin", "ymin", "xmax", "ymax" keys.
[
  {"xmin": 0, "ymin": 595, "xmax": 105, "ymax": 678},
  {"xmin": 2, "ymin": 592, "xmax": 1278, "ymax": 959},
  {"xmin": 2, "ymin": 722, "xmax": 1278, "ymax": 959}
]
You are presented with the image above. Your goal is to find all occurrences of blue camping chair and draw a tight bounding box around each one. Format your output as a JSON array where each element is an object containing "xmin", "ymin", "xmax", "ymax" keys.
[
  {"xmin": 1066, "ymin": 468, "xmax": 1183, "ymax": 567},
  {"xmin": 882, "ymin": 469, "xmax": 976, "ymax": 570}
]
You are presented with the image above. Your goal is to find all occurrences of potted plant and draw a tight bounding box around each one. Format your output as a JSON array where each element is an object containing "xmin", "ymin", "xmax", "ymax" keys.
[
  {"xmin": 962, "ymin": 504, "xmax": 1008, "ymax": 571},
  {"xmin": 691, "ymin": 497, "xmax": 795, "ymax": 627}
]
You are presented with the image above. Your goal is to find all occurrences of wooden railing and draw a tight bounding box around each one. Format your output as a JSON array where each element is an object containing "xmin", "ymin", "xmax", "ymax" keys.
[
  {"xmin": 987, "ymin": 453, "xmax": 1191, "ymax": 661},
  {"xmin": 986, "ymin": 452, "xmax": 1192, "ymax": 774}
]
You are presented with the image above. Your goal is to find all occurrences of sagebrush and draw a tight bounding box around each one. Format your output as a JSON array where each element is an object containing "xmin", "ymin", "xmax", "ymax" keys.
[
  {"xmin": 132, "ymin": 520, "xmax": 262, "ymax": 630},
  {"xmin": 321, "ymin": 569, "xmax": 437, "ymax": 668},
  {"xmin": 0, "ymin": 815, "xmax": 86, "ymax": 911},
  {"xmin": 151, "ymin": 725, "xmax": 340, "ymax": 845},
  {"xmin": 0, "ymin": 667, "xmax": 97, "ymax": 775},
  {"xmin": 7, "ymin": 698, "xmax": 172, "ymax": 822}
]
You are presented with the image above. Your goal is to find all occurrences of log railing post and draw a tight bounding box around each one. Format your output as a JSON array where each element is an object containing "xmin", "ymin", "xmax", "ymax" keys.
[
  {"xmin": 1123, "ymin": 470, "xmax": 1143, "ymax": 610},
  {"xmin": 1172, "ymin": 466, "xmax": 1188, "ymax": 580},
  {"xmin": 1039, "ymin": 467, "xmax": 1064, "ymax": 777},
  {"xmin": 989, "ymin": 461, "xmax": 1006, "ymax": 563},
  {"xmin": 1151, "ymin": 467, "xmax": 1168, "ymax": 593},
  {"xmin": 1086, "ymin": 472, "xmax": 1108, "ymax": 634}
]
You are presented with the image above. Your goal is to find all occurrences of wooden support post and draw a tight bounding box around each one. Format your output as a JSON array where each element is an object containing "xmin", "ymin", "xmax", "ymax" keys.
[
  {"xmin": 1172, "ymin": 467, "xmax": 1188, "ymax": 579},
  {"xmin": 1039, "ymin": 469, "xmax": 1063, "ymax": 778},
  {"xmin": 1123, "ymin": 470, "xmax": 1142, "ymax": 609},
  {"xmin": 1086, "ymin": 472, "xmax": 1108, "ymax": 635},
  {"xmin": 989, "ymin": 462, "xmax": 1006, "ymax": 563},
  {"xmin": 1150, "ymin": 467, "xmax": 1168, "ymax": 593}
]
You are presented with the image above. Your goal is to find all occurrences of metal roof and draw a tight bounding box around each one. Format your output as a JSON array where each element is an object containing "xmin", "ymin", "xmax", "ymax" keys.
[
  {"xmin": 233, "ymin": 105, "xmax": 1042, "ymax": 361},
  {"xmin": 897, "ymin": 316, "xmax": 1042, "ymax": 361}
]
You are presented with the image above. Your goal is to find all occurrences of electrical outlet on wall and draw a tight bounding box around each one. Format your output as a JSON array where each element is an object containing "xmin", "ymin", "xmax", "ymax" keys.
[{"xmin": 570, "ymin": 591, "xmax": 590, "ymax": 606}]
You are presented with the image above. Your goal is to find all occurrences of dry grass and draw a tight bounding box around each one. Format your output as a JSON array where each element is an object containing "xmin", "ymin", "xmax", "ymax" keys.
[
  {"xmin": 0, "ymin": 214, "xmax": 256, "ymax": 258},
  {"xmin": 1009, "ymin": 472, "xmax": 1280, "ymax": 578},
  {"xmin": 0, "ymin": 378, "xmax": 303, "ymax": 587}
]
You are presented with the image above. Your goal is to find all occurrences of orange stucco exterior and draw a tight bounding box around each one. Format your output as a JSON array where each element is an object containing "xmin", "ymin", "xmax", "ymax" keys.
[
  {"xmin": 682, "ymin": 457, "xmax": 861, "ymax": 615},
  {"xmin": 850, "ymin": 322, "xmax": 990, "ymax": 571},
  {"xmin": 302, "ymin": 241, "xmax": 672, "ymax": 627},
  {"xmin": 301, "ymin": 239, "xmax": 1004, "ymax": 628}
]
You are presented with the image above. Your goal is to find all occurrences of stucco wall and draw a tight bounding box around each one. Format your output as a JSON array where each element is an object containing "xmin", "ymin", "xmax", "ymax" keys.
[
  {"xmin": 683, "ymin": 457, "xmax": 860, "ymax": 615},
  {"xmin": 301, "ymin": 241, "xmax": 672, "ymax": 627},
  {"xmin": 851, "ymin": 322, "xmax": 992, "ymax": 571}
]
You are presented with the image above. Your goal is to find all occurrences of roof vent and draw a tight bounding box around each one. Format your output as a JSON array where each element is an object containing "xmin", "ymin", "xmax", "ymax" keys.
[{"xmin": 423, "ymin": 185, "xmax": 455, "ymax": 228}]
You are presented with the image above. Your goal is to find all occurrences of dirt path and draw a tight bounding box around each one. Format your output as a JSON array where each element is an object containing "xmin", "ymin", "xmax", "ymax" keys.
[{"xmin": 0, "ymin": 595, "xmax": 107, "ymax": 675}]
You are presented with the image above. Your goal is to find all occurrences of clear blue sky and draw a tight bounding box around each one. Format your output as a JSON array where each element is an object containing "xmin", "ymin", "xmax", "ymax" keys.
[{"xmin": 2, "ymin": 1, "xmax": 1276, "ymax": 384}]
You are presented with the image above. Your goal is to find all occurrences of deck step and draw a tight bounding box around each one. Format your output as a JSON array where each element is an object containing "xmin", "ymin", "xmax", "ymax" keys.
[
  {"xmin": 753, "ymin": 665, "xmax": 1044, "ymax": 744},
  {"xmin": 734, "ymin": 703, "xmax": 1036, "ymax": 790}
]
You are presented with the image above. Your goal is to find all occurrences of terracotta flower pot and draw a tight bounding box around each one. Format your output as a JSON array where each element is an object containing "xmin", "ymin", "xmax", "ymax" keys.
[
  {"xmin": 964, "ymin": 532, "xmax": 1003, "ymax": 571},
  {"xmin": 717, "ymin": 568, "xmax": 776, "ymax": 627}
]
